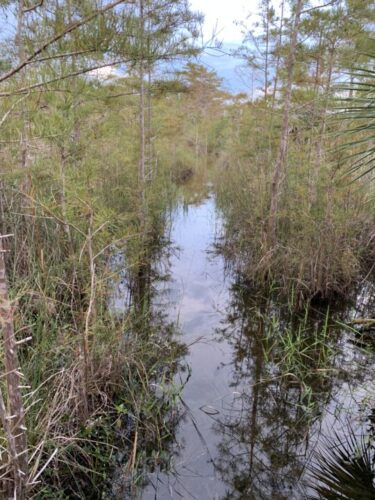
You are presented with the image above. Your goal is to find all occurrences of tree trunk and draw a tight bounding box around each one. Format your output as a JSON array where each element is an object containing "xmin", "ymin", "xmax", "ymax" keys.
[
  {"xmin": 139, "ymin": 0, "xmax": 146, "ymax": 219},
  {"xmin": 315, "ymin": 49, "xmax": 334, "ymax": 169},
  {"xmin": 267, "ymin": 0, "xmax": 304, "ymax": 246},
  {"xmin": 59, "ymin": 146, "xmax": 71, "ymax": 239},
  {"xmin": 264, "ymin": 0, "xmax": 270, "ymax": 100},
  {"xmin": 0, "ymin": 235, "xmax": 28, "ymax": 498},
  {"xmin": 146, "ymin": 7, "xmax": 153, "ymax": 182},
  {"xmin": 17, "ymin": 0, "xmax": 30, "ymax": 173},
  {"xmin": 309, "ymin": 46, "xmax": 335, "ymax": 208},
  {"xmin": 147, "ymin": 66, "xmax": 152, "ymax": 179},
  {"xmin": 271, "ymin": 0, "xmax": 285, "ymax": 108},
  {"xmin": 307, "ymin": 29, "xmax": 323, "ymax": 207},
  {"xmin": 67, "ymin": 0, "xmax": 81, "ymax": 147}
]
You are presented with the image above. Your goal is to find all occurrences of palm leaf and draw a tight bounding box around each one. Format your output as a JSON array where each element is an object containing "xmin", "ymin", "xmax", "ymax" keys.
[
  {"xmin": 336, "ymin": 49, "xmax": 375, "ymax": 179},
  {"xmin": 307, "ymin": 429, "xmax": 375, "ymax": 500}
]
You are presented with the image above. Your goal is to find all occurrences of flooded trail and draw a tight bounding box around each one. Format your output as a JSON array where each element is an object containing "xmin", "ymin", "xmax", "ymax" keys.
[
  {"xmin": 139, "ymin": 193, "xmax": 375, "ymax": 500},
  {"xmin": 143, "ymin": 194, "xmax": 234, "ymax": 499}
]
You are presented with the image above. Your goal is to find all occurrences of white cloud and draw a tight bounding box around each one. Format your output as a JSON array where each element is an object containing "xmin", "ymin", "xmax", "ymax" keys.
[
  {"xmin": 190, "ymin": 0, "xmax": 258, "ymax": 43},
  {"xmin": 88, "ymin": 65, "xmax": 119, "ymax": 80}
]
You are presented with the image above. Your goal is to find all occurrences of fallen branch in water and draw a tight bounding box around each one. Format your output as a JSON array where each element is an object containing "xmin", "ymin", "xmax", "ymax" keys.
[{"xmin": 350, "ymin": 318, "xmax": 375, "ymax": 326}]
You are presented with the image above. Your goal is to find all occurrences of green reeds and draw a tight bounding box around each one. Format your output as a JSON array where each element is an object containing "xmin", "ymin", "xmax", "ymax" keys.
[{"xmin": 263, "ymin": 303, "xmax": 334, "ymax": 409}]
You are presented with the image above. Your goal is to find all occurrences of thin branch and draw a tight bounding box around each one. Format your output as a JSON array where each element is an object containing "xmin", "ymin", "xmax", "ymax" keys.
[
  {"xmin": 23, "ymin": 0, "xmax": 44, "ymax": 13},
  {"xmin": 31, "ymin": 49, "xmax": 93, "ymax": 64},
  {"xmin": 0, "ymin": 95, "xmax": 28, "ymax": 129},
  {"xmin": 0, "ymin": 59, "xmax": 127, "ymax": 97},
  {"xmin": 0, "ymin": 0, "xmax": 132, "ymax": 84},
  {"xmin": 301, "ymin": 1, "xmax": 338, "ymax": 14},
  {"xmin": 0, "ymin": 48, "xmax": 198, "ymax": 98}
]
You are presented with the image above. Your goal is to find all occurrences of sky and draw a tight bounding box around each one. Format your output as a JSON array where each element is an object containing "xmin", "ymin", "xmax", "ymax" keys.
[
  {"xmin": 0, "ymin": 0, "xmax": 261, "ymax": 95},
  {"xmin": 190, "ymin": 0, "xmax": 258, "ymax": 44},
  {"xmin": 189, "ymin": 0, "xmax": 260, "ymax": 94}
]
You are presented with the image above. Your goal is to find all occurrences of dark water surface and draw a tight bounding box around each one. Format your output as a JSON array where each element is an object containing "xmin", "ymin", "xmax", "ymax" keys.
[{"xmin": 139, "ymin": 194, "xmax": 375, "ymax": 500}]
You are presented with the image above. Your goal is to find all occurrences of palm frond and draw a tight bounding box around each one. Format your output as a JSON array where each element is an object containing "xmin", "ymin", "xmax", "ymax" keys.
[
  {"xmin": 307, "ymin": 429, "xmax": 375, "ymax": 500},
  {"xmin": 336, "ymin": 49, "xmax": 375, "ymax": 179}
]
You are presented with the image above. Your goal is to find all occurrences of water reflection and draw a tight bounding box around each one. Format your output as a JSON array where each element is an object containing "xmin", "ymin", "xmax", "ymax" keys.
[
  {"xmin": 109, "ymin": 217, "xmax": 187, "ymax": 498},
  {"xmin": 212, "ymin": 292, "xmax": 332, "ymax": 499},
  {"xmin": 139, "ymin": 193, "xmax": 375, "ymax": 499}
]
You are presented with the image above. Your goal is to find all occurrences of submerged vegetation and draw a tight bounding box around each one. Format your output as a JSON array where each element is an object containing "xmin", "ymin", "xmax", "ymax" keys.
[{"xmin": 0, "ymin": 0, "xmax": 373, "ymax": 498}]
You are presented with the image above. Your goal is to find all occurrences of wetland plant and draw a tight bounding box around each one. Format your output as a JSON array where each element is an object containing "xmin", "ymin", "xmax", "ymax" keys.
[{"xmin": 308, "ymin": 429, "xmax": 375, "ymax": 500}]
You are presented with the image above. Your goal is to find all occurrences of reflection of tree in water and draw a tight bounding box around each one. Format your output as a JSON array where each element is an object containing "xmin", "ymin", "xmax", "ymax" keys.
[
  {"xmin": 212, "ymin": 285, "xmax": 338, "ymax": 500},
  {"xmin": 111, "ymin": 230, "xmax": 187, "ymax": 497}
]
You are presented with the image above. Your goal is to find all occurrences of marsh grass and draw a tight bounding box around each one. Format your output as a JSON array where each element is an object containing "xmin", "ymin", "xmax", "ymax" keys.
[
  {"xmin": 261, "ymin": 303, "xmax": 334, "ymax": 410},
  {"xmin": 0, "ymin": 161, "xmax": 185, "ymax": 497},
  {"xmin": 214, "ymin": 102, "xmax": 375, "ymax": 305}
]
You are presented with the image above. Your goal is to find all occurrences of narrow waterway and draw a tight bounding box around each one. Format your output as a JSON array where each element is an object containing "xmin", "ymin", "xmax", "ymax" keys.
[
  {"xmin": 139, "ymin": 192, "xmax": 375, "ymax": 500},
  {"xmin": 142, "ymin": 194, "xmax": 234, "ymax": 499}
]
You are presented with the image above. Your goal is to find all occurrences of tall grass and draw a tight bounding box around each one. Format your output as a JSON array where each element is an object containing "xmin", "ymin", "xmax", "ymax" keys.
[
  {"xmin": 214, "ymin": 101, "xmax": 375, "ymax": 304},
  {"xmin": 0, "ymin": 80, "xmax": 186, "ymax": 495}
]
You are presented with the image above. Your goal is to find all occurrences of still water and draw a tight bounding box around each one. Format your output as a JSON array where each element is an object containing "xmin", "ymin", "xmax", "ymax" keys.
[{"xmin": 140, "ymin": 193, "xmax": 375, "ymax": 499}]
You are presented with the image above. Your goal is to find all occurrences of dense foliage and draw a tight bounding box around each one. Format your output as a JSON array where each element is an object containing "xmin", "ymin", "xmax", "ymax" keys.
[{"xmin": 0, "ymin": 0, "xmax": 373, "ymax": 497}]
